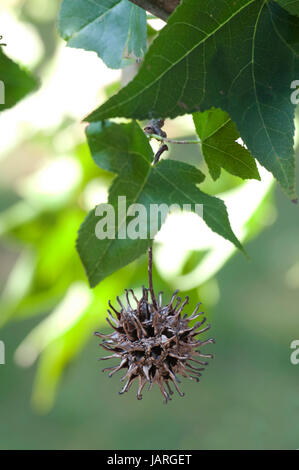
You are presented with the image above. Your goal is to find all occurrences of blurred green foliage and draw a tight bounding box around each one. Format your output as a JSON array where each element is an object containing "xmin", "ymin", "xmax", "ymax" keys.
[
  {"xmin": 0, "ymin": 0, "xmax": 298, "ymax": 451},
  {"xmin": 1, "ymin": 176, "xmax": 299, "ymax": 449}
]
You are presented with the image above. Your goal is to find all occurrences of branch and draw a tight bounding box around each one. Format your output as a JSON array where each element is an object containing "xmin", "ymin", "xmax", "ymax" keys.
[{"xmin": 129, "ymin": 0, "xmax": 180, "ymax": 21}]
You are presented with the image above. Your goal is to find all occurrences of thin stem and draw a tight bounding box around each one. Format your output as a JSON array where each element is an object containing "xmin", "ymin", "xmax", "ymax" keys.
[
  {"xmin": 147, "ymin": 119, "xmax": 168, "ymax": 308},
  {"xmin": 147, "ymin": 133, "xmax": 201, "ymax": 145},
  {"xmin": 148, "ymin": 246, "xmax": 158, "ymax": 309}
]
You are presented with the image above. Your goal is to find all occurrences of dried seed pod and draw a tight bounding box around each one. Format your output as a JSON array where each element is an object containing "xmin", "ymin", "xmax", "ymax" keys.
[{"xmin": 95, "ymin": 288, "xmax": 215, "ymax": 404}]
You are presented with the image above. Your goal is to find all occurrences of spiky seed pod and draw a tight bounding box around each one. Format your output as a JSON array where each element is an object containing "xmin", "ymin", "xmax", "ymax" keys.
[{"xmin": 95, "ymin": 287, "xmax": 215, "ymax": 404}]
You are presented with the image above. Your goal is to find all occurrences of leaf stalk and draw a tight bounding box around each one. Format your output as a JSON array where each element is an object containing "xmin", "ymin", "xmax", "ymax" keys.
[{"xmin": 147, "ymin": 133, "xmax": 201, "ymax": 145}]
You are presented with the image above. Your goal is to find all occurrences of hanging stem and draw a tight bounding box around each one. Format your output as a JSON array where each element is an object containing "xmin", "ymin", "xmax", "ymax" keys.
[
  {"xmin": 146, "ymin": 118, "xmax": 169, "ymax": 309},
  {"xmin": 148, "ymin": 246, "xmax": 158, "ymax": 309}
]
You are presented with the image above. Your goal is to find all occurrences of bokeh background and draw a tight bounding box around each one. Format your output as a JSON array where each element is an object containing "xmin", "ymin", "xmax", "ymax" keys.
[{"xmin": 1, "ymin": 0, "xmax": 299, "ymax": 450}]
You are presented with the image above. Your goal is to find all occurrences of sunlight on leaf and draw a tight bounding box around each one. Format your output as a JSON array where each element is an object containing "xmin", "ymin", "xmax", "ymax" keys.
[
  {"xmin": 58, "ymin": 0, "xmax": 147, "ymax": 69},
  {"xmin": 155, "ymin": 167, "xmax": 274, "ymax": 290}
]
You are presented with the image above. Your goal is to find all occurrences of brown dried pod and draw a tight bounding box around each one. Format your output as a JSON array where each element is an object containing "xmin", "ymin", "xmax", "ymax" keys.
[{"xmin": 95, "ymin": 286, "xmax": 215, "ymax": 404}]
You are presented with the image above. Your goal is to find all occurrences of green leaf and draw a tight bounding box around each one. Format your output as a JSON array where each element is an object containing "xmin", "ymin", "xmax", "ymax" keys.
[
  {"xmin": 275, "ymin": 0, "xmax": 299, "ymax": 15},
  {"xmin": 193, "ymin": 108, "xmax": 260, "ymax": 181},
  {"xmin": 58, "ymin": 0, "xmax": 147, "ymax": 69},
  {"xmin": 0, "ymin": 49, "xmax": 38, "ymax": 111},
  {"xmin": 77, "ymin": 121, "xmax": 243, "ymax": 287},
  {"xmin": 85, "ymin": 0, "xmax": 299, "ymax": 199}
]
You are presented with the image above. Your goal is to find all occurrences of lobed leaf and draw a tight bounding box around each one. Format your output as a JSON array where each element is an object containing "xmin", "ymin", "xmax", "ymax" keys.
[
  {"xmin": 76, "ymin": 121, "xmax": 243, "ymax": 287},
  {"xmin": 193, "ymin": 108, "xmax": 260, "ymax": 181},
  {"xmin": 85, "ymin": 0, "xmax": 299, "ymax": 199}
]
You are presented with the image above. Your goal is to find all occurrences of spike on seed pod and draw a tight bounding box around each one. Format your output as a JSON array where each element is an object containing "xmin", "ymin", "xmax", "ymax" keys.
[{"xmin": 95, "ymin": 287, "xmax": 215, "ymax": 404}]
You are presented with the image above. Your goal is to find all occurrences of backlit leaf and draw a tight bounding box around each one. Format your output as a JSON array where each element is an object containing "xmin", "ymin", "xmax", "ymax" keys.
[{"xmin": 58, "ymin": 0, "xmax": 147, "ymax": 69}]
